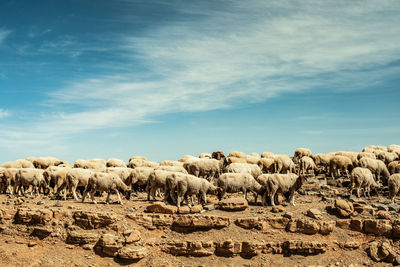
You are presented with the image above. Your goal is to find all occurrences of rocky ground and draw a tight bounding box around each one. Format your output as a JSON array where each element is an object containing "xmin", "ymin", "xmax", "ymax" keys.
[{"xmin": 0, "ymin": 175, "xmax": 400, "ymax": 266}]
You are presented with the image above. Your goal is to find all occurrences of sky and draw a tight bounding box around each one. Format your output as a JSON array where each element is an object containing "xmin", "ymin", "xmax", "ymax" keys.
[{"xmin": 0, "ymin": 0, "xmax": 399, "ymax": 164}]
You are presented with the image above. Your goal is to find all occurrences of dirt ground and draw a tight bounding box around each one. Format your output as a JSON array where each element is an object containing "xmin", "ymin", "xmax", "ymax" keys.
[{"xmin": 0, "ymin": 175, "xmax": 398, "ymax": 267}]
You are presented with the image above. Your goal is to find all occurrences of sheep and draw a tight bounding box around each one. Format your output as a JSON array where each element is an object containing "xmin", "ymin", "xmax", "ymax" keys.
[
  {"xmin": 15, "ymin": 168, "xmax": 48, "ymax": 196},
  {"xmin": 359, "ymin": 157, "xmax": 390, "ymax": 182},
  {"xmin": 293, "ymin": 148, "xmax": 312, "ymax": 163},
  {"xmin": 357, "ymin": 152, "xmax": 376, "ymax": 160},
  {"xmin": 31, "ymin": 157, "xmax": 61, "ymax": 169},
  {"xmin": 228, "ymin": 151, "xmax": 246, "ymax": 158},
  {"xmin": 225, "ymin": 156, "xmax": 247, "ymax": 164},
  {"xmin": 183, "ymin": 158, "xmax": 223, "ymax": 182},
  {"xmin": 388, "ymin": 174, "xmax": 400, "ymax": 203},
  {"xmin": 1, "ymin": 159, "xmax": 34, "ymax": 169},
  {"xmin": 43, "ymin": 166, "xmax": 70, "ymax": 198},
  {"xmin": 312, "ymin": 153, "xmax": 334, "ymax": 173},
  {"xmin": 176, "ymin": 174, "xmax": 220, "ymax": 207},
  {"xmin": 160, "ymin": 160, "xmax": 184, "ymax": 167},
  {"xmin": 0, "ymin": 168, "xmax": 19, "ymax": 194},
  {"xmin": 66, "ymin": 168, "xmax": 93, "ymax": 201},
  {"xmin": 224, "ymin": 163, "xmax": 262, "ymax": 179},
  {"xmin": 178, "ymin": 155, "xmax": 198, "ymax": 163},
  {"xmin": 250, "ymin": 152, "xmax": 260, "ymax": 157},
  {"xmin": 335, "ymin": 151, "xmax": 358, "ymax": 167},
  {"xmin": 106, "ymin": 158, "xmax": 126, "ymax": 168},
  {"xmin": 127, "ymin": 158, "xmax": 146, "ymax": 168},
  {"xmin": 156, "ymin": 165, "xmax": 188, "ymax": 174},
  {"xmin": 129, "ymin": 156, "xmax": 147, "ymax": 162},
  {"xmin": 129, "ymin": 167, "xmax": 154, "ymax": 188},
  {"xmin": 261, "ymin": 152, "xmax": 275, "ymax": 159},
  {"xmin": 388, "ymin": 161, "xmax": 399, "ymax": 175},
  {"xmin": 146, "ymin": 170, "xmax": 171, "ymax": 201},
  {"xmin": 388, "ymin": 144, "xmax": 400, "ymax": 152},
  {"xmin": 329, "ymin": 155, "xmax": 353, "ymax": 179},
  {"xmin": 105, "ymin": 167, "xmax": 133, "ymax": 185},
  {"xmin": 362, "ymin": 145, "xmax": 387, "ymax": 153},
  {"xmin": 266, "ymin": 173, "xmax": 305, "ymax": 206},
  {"xmin": 376, "ymin": 151, "xmax": 398, "ymax": 164},
  {"xmin": 211, "ymin": 151, "xmax": 225, "ymax": 160},
  {"xmin": 74, "ymin": 159, "xmax": 106, "ymax": 171},
  {"xmin": 274, "ymin": 155, "xmax": 295, "ymax": 174},
  {"xmin": 199, "ymin": 152, "xmax": 212, "ymax": 159},
  {"xmin": 217, "ymin": 173, "xmax": 263, "ymax": 202},
  {"xmin": 165, "ymin": 172, "xmax": 187, "ymax": 204},
  {"xmin": 57, "ymin": 161, "xmax": 74, "ymax": 168},
  {"xmin": 82, "ymin": 172, "xmax": 130, "ymax": 204},
  {"xmin": 350, "ymin": 167, "xmax": 380, "ymax": 198},
  {"xmin": 257, "ymin": 158, "xmax": 275, "ymax": 173},
  {"xmin": 256, "ymin": 174, "xmax": 272, "ymax": 205},
  {"xmin": 299, "ymin": 156, "xmax": 318, "ymax": 176},
  {"xmin": 246, "ymin": 155, "xmax": 260, "ymax": 165}
]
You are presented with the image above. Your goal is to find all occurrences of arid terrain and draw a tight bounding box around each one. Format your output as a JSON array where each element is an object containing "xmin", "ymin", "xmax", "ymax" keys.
[{"xmin": 0, "ymin": 173, "xmax": 399, "ymax": 267}]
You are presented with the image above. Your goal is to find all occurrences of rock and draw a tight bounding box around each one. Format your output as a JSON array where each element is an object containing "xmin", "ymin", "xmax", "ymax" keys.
[
  {"xmin": 215, "ymin": 240, "xmax": 242, "ymax": 257},
  {"xmin": 283, "ymin": 240, "xmax": 327, "ymax": 255},
  {"xmin": 319, "ymin": 221, "xmax": 335, "ymax": 235},
  {"xmin": 28, "ymin": 241, "xmax": 37, "ymax": 247},
  {"xmin": 376, "ymin": 210, "xmax": 391, "ymax": 220},
  {"xmin": 95, "ymin": 233, "xmax": 124, "ymax": 257},
  {"xmin": 339, "ymin": 241, "xmax": 360, "ymax": 250},
  {"xmin": 36, "ymin": 201, "xmax": 44, "ymax": 205},
  {"xmin": 31, "ymin": 226, "xmax": 52, "ymax": 239},
  {"xmin": 146, "ymin": 202, "xmax": 178, "ymax": 214},
  {"xmin": 203, "ymin": 204, "xmax": 216, "ymax": 211},
  {"xmin": 178, "ymin": 206, "xmax": 190, "ymax": 214},
  {"xmin": 349, "ymin": 219, "xmax": 363, "ymax": 232},
  {"xmin": 271, "ymin": 205, "xmax": 284, "ymax": 213},
  {"xmin": 387, "ymin": 203, "xmax": 400, "ymax": 213},
  {"xmin": 67, "ymin": 230, "xmax": 99, "ymax": 245},
  {"xmin": 287, "ymin": 219, "xmax": 320, "ymax": 235},
  {"xmin": 124, "ymin": 230, "xmax": 141, "ymax": 244},
  {"xmin": 15, "ymin": 208, "xmax": 53, "ymax": 225},
  {"xmin": 172, "ymin": 215, "xmax": 230, "ymax": 230},
  {"xmin": 364, "ymin": 219, "xmax": 392, "ymax": 236},
  {"xmin": 368, "ymin": 240, "xmax": 397, "ymax": 263},
  {"xmin": 372, "ymin": 203, "xmax": 388, "ymax": 211},
  {"xmin": 334, "ymin": 199, "xmax": 354, "ymax": 217},
  {"xmin": 219, "ymin": 197, "xmax": 248, "ymax": 211},
  {"xmin": 235, "ymin": 217, "xmax": 261, "ymax": 230},
  {"xmin": 283, "ymin": 212, "xmax": 293, "ymax": 219},
  {"xmin": 307, "ymin": 208, "xmax": 322, "ymax": 220},
  {"xmin": 165, "ymin": 241, "xmax": 215, "ymax": 257},
  {"xmin": 190, "ymin": 205, "xmax": 203, "ymax": 213},
  {"xmin": 73, "ymin": 211, "xmax": 117, "ymax": 229},
  {"xmin": 117, "ymin": 246, "xmax": 147, "ymax": 261}
]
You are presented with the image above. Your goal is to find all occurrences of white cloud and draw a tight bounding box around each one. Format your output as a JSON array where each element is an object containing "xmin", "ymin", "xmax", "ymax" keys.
[
  {"xmin": 1, "ymin": 0, "xmax": 400, "ymax": 150},
  {"xmin": 0, "ymin": 109, "xmax": 9, "ymax": 119},
  {"xmin": 0, "ymin": 28, "xmax": 11, "ymax": 44}
]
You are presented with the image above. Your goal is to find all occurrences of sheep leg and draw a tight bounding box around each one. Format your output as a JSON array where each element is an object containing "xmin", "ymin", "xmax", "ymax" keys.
[
  {"xmin": 270, "ymin": 190, "xmax": 276, "ymax": 206},
  {"xmin": 106, "ymin": 191, "xmax": 111, "ymax": 204},
  {"xmin": 356, "ymin": 187, "xmax": 360, "ymax": 198},
  {"xmin": 202, "ymin": 191, "xmax": 207, "ymax": 204},
  {"xmin": 81, "ymin": 188, "xmax": 87, "ymax": 203},
  {"xmin": 90, "ymin": 190, "xmax": 97, "ymax": 204},
  {"xmin": 177, "ymin": 193, "xmax": 182, "ymax": 208},
  {"xmin": 115, "ymin": 189, "xmax": 122, "ymax": 204},
  {"xmin": 72, "ymin": 183, "xmax": 80, "ymax": 201},
  {"xmin": 289, "ymin": 191, "xmax": 295, "ymax": 206}
]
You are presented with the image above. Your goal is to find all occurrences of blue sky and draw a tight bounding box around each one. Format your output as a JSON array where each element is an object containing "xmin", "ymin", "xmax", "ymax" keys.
[{"xmin": 0, "ymin": 0, "xmax": 399, "ymax": 163}]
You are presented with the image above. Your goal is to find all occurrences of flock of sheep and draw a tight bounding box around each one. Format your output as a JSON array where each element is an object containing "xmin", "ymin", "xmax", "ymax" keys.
[{"xmin": 1, "ymin": 144, "xmax": 400, "ymax": 207}]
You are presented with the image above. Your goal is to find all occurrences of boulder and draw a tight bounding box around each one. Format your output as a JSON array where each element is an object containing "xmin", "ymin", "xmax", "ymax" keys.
[
  {"xmin": 368, "ymin": 240, "xmax": 397, "ymax": 263},
  {"xmin": 31, "ymin": 226, "xmax": 52, "ymax": 239},
  {"xmin": 95, "ymin": 233, "xmax": 124, "ymax": 257},
  {"xmin": 73, "ymin": 211, "xmax": 116, "ymax": 229},
  {"xmin": 66, "ymin": 230, "xmax": 99, "ymax": 245},
  {"xmin": 146, "ymin": 202, "xmax": 178, "ymax": 214},
  {"xmin": 123, "ymin": 230, "xmax": 141, "ymax": 244},
  {"xmin": 117, "ymin": 246, "xmax": 147, "ymax": 261},
  {"xmin": 364, "ymin": 219, "xmax": 392, "ymax": 236},
  {"xmin": 376, "ymin": 210, "xmax": 391, "ymax": 220},
  {"xmin": 15, "ymin": 208, "xmax": 53, "ymax": 225},
  {"xmin": 334, "ymin": 199, "xmax": 354, "ymax": 217},
  {"xmin": 307, "ymin": 208, "xmax": 322, "ymax": 220},
  {"xmin": 219, "ymin": 197, "xmax": 248, "ymax": 211}
]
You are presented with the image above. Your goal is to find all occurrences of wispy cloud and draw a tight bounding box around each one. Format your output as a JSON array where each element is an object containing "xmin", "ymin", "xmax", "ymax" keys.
[
  {"xmin": 0, "ymin": 109, "xmax": 10, "ymax": 119},
  {"xmin": 0, "ymin": 28, "xmax": 11, "ymax": 44},
  {"xmin": 1, "ymin": 0, "xmax": 400, "ymax": 151}
]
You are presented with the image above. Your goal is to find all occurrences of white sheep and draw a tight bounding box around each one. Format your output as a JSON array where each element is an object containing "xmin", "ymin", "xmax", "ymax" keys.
[
  {"xmin": 156, "ymin": 165, "xmax": 187, "ymax": 174},
  {"xmin": 359, "ymin": 157, "xmax": 390, "ymax": 182},
  {"xmin": 82, "ymin": 172, "xmax": 130, "ymax": 204},
  {"xmin": 349, "ymin": 167, "xmax": 380, "ymax": 198},
  {"xmin": 74, "ymin": 159, "xmax": 106, "ymax": 171},
  {"xmin": 106, "ymin": 158, "xmax": 126, "ymax": 168},
  {"xmin": 66, "ymin": 168, "xmax": 93, "ymax": 201},
  {"xmin": 0, "ymin": 168, "xmax": 19, "ymax": 194},
  {"xmin": 293, "ymin": 148, "xmax": 312, "ymax": 163},
  {"xmin": 31, "ymin": 157, "xmax": 61, "ymax": 169},
  {"xmin": 129, "ymin": 167, "xmax": 154, "ymax": 188},
  {"xmin": 199, "ymin": 152, "xmax": 212, "ymax": 159},
  {"xmin": 217, "ymin": 173, "xmax": 263, "ymax": 202},
  {"xmin": 266, "ymin": 173, "xmax": 305, "ymax": 206},
  {"xmin": 183, "ymin": 158, "xmax": 223, "ymax": 182},
  {"xmin": 261, "ymin": 152, "xmax": 275, "ymax": 159},
  {"xmin": 105, "ymin": 167, "xmax": 133, "ymax": 185},
  {"xmin": 15, "ymin": 168, "xmax": 48, "ymax": 196},
  {"xmin": 160, "ymin": 160, "xmax": 184, "ymax": 167},
  {"xmin": 388, "ymin": 174, "xmax": 400, "ymax": 203},
  {"xmin": 257, "ymin": 158, "xmax": 275, "ymax": 173},
  {"xmin": 329, "ymin": 155, "xmax": 353, "ymax": 179},
  {"xmin": 2, "ymin": 159, "xmax": 34, "ymax": 169},
  {"xmin": 228, "ymin": 150, "xmax": 247, "ymax": 158},
  {"xmin": 175, "ymin": 174, "xmax": 220, "ymax": 207},
  {"xmin": 357, "ymin": 152, "xmax": 376, "ymax": 160},
  {"xmin": 274, "ymin": 155, "xmax": 295, "ymax": 174},
  {"xmin": 146, "ymin": 170, "xmax": 171, "ymax": 201},
  {"xmin": 224, "ymin": 162, "xmax": 262, "ymax": 179},
  {"xmin": 299, "ymin": 156, "xmax": 318, "ymax": 176}
]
